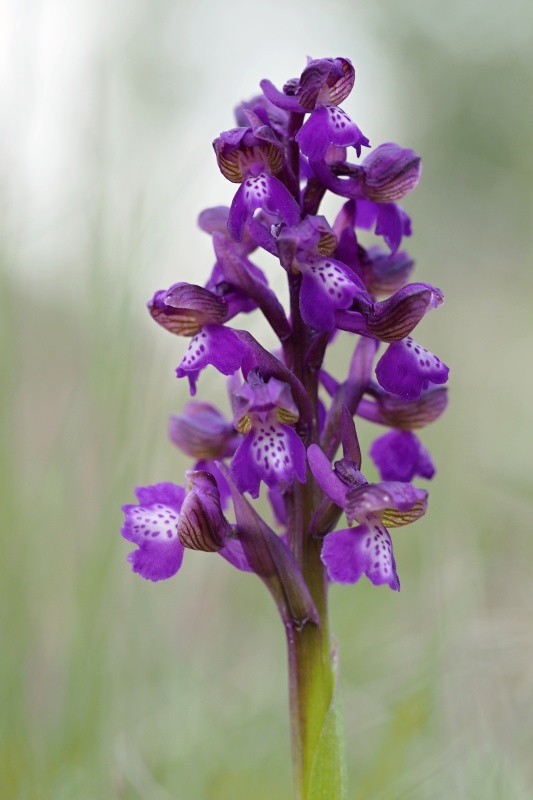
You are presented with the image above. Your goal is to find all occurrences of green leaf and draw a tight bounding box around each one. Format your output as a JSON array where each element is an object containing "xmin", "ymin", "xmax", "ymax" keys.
[{"xmin": 307, "ymin": 649, "xmax": 347, "ymax": 800}]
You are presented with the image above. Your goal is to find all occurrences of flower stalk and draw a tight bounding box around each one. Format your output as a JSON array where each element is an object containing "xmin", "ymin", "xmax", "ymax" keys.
[{"xmin": 120, "ymin": 55, "xmax": 448, "ymax": 798}]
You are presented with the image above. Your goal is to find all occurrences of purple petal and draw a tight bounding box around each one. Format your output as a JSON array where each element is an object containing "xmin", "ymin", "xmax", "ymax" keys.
[
  {"xmin": 321, "ymin": 523, "xmax": 400, "ymax": 590},
  {"xmin": 260, "ymin": 78, "xmax": 307, "ymax": 113},
  {"xmin": 354, "ymin": 200, "xmax": 411, "ymax": 254},
  {"xmin": 345, "ymin": 480, "xmax": 428, "ymax": 525},
  {"xmin": 370, "ymin": 430, "xmax": 435, "ymax": 482},
  {"xmin": 361, "ymin": 143, "xmax": 421, "ymax": 203},
  {"xmin": 299, "ymin": 256, "xmax": 369, "ymax": 331},
  {"xmin": 231, "ymin": 422, "xmax": 306, "ymax": 498},
  {"xmin": 228, "ymin": 174, "xmax": 300, "ymax": 242},
  {"xmin": 307, "ymin": 443, "xmax": 347, "ymax": 507},
  {"xmin": 375, "ymin": 336, "xmax": 449, "ymax": 402},
  {"xmin": 177, "ymin": 470, "xmax": 230, "ymax": 552},
  {"xmin": 176, "ymin": 324, "xmax": 250, "ymax": 395},
  {"xmin": 300, "ymin": 57, "xmax": 355, "ymax": 107},
  {"xmin": 121, "ymin": 482, "xmax": 185, "ymax": 581},
  {"xmin": 194, "ymin": 458, "xmax": 232, "ymax": 509},
  {"xmin": 365, "ymin": 283, "xmax": 444, "ymax": 342},
  {"xmin": 218, "ymin": 537, "xmax": 253, "ymax": 572},
  {"xmin": 356, "ymin": 385, "xmax": 448, "ymax": 430},
  {"xmin": 168, "ymin": 401, "xmax": 238, "ymax": 460},
  {"xmin": 227, "ymin": 183, "xmax": 249, "ymax": 241},
  {"xmin": 375, "ymin": 203, "xmax": 411, "ymax": 253},
  {"xmin": 268, "ymin": 487, "xmax": 288, "ymax": 526},
  {"xmin": 297, "ymin": 106, "xmax": 370, "ymax": 160}
]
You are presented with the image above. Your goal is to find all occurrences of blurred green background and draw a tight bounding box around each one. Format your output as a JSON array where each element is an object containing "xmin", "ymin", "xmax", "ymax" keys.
[{"xmin": 1, "ymin": 0, "xmax": 532, "ymax": 797}]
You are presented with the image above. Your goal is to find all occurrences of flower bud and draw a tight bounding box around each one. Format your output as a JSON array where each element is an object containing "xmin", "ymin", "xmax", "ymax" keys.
[{"xmin": 177, "ymin": 471, "xmax": 230, "ymax": 552}]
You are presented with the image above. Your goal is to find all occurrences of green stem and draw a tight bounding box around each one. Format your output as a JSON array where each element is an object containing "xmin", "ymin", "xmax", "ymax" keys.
[{"xmin": 286, "ymin": 543, "xmax": 334, "ymax": 799}]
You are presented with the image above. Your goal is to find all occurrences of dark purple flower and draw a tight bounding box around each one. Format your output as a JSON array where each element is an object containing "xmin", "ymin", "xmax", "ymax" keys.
[
  {"xmin": 333, "ymin": 204, "xmax": 416, "ymax": 296},
  {"xmin": 375, "ymin": 336, "xmax": 449, "ymax": 402},
  {"xmin": 320, "ymin": 525, "xmax": 399, "ymax": 589},
  {"xmin": 234, "ymin": 94, "xmax": 289, "ymax": 139},
  {"xmin": 369, "ymin": 430, "xmax": 435, "ymax": 482},
  {"xmin": 336, "ymin": 228, "xmax": 415, "ymax": 296},
  {"xmin": 261, "ymin": 57, "xmax": 368, "ymax": 161},
  {"xmin": 230, "ymin": 371, "xmax": 306, "ymax": 498},
  {"xmin": 121, "ymin": 483, "xmax": 186, "ymax": 581}
]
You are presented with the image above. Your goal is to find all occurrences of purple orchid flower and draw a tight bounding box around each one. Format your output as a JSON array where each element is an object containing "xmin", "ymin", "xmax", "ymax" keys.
[
  {"xmin": 276, "ymin": 216, "xmax": 372, "ymax": 331},
  {"xmin": 308, "ymin": 440, "xmax": 427, "ymax": 591},
  {"xmin": 121, "ymin": 477, "xmax": 253, "ymax": 581},
  {"xmin": 213, "ymin": 112, "xmax": 300, "ymax": 242},
  {"xmin": 308, "ymin": 143, "xmax": 421, "ymax": 209},
  {"xmin": 121, "ymin": 483, "xmax": 186, "ymax": 581},
  {"xmin": 148, "ymin": 280, "xmax": 255, "ymax": 395},
  {"xmin": 261, "ymin": 56, "xmax": 369, "ymax": 160},
  {"xmin": 230, "ymin": 370, "xmax": 307, "ymax": 498}
]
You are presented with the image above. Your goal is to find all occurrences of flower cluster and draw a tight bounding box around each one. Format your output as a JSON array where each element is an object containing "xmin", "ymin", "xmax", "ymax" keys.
[{"xmin": 122, "ymin": 56, "xmax": 448, "ymax": 596}]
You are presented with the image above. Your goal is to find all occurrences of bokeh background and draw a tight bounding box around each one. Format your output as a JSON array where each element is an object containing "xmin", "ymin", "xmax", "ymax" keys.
[{"xmin": 2, "ymin": 0, "xmax": 532, "ymax": 797}]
